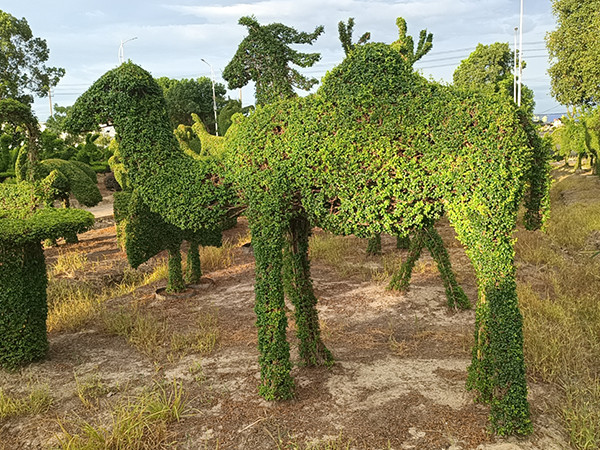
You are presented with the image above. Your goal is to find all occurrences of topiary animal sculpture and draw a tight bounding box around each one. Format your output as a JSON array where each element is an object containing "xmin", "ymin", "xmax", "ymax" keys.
[
  {"xmin": 0, "ymin": 183, "xmax": 94, "ymax": 369},
  {"xmin": 67, "ymin": 17, "xmax": 550, "ymax": 436}
]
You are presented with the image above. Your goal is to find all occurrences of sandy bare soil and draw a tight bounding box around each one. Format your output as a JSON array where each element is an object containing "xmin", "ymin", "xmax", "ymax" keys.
[{"xmin": 0, "ymin": 213, "xmax": 571, "ymax": 449}]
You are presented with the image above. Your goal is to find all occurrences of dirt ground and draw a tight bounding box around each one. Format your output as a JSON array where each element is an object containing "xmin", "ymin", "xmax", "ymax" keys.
[{"xmin": 0, "ymin": 192, "xmax": 571, "ymax": 448}]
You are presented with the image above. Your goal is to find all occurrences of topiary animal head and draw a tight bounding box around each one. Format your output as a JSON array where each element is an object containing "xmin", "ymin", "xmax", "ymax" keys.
[
  {"xmin": 65, "ymin": 62, "xmax": 170, "ymax": 135},
  {"xmin": 319, "ymin": 18, "xmax": 423, "ymax": 109}
]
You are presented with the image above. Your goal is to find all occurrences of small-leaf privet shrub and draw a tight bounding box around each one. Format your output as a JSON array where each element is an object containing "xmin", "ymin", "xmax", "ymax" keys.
[
  {"xmin": 110, "ymin": 130, "xmax": 225, "ymax": 293},
  {"xmin": 66, "ymin": 17, "xmax": 550, "ymax": 436},
  {"xmin": 0, "ymin": 183, "xmax": 93, "ymax": 369},
  {"xmin": 0, "ymin": 98, "xmax": 94, "ymax": 369},
  {"xmin": 388, "ymin": 224, "xmax": 470, "ymax": 310},
  {"xmin": 38, "ymin": 159, "xmax": 102, "ymax": 207}
]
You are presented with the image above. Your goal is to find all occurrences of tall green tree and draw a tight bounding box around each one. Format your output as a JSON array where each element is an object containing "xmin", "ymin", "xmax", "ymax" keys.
[
  {"xmin": 155, "ymin": 77, "xmax": 226, "ymax": 132},
  {"xmin": 546, "ymin": 0, "xmax": 600, "ymax": 109},
  {"xmin": 453, "ymin": 42, "xmax": 534, "ymax": 115},
  {"xmin": 0, "ymin": 10, "xmax": 65, "ymax": 104},
  {"xmin": 223, "ymin": 16, "xmax": 324, "ymax": 106}
]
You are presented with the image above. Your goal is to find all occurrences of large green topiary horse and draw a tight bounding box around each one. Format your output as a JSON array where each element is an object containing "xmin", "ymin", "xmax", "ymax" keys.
[{"xmin": 67, "ymin": 18, "xmax": 550, "ymax": 435}]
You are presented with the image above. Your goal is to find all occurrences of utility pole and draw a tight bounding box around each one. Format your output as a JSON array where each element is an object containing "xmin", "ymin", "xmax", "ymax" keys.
[
  {"xmin": 201, "ymin": 58, "xmax": 219, "ymax": 136},
  {"xmin": 119, "ymin": 37, "xmax": 138, "ymax": 64},
  {"xmin": 513, "ymin": 27, "xmax": 518, "ymax": 104},
  {"xmin": 517, "ymin": 0, "xmax": 524, "ymax": 107}
]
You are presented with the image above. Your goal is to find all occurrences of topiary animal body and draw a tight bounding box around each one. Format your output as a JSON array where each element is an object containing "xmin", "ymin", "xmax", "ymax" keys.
[
  {"xmin": 67, "ymin": 18, "xmax": 550, "ymax": 435},
  {"xmin": 226, "ymin": 25, "xmax": 549, "ymax": 435}
]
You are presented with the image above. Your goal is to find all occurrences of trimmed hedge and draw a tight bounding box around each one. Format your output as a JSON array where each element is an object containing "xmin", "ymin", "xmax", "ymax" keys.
[{"xmin": 39, "ymin": 159, "xmax": 102, "ymax": 207}]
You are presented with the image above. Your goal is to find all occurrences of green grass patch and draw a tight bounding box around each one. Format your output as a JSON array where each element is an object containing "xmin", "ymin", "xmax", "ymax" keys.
[{"xmin": 0, "ymin": 386, "xmax": 53, "ymax": 420}]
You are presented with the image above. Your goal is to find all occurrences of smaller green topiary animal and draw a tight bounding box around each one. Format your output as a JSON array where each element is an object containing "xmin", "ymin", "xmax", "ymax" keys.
[{"xmin": 0, "ymin": 182, "xmax": 94, "ymax": 369}]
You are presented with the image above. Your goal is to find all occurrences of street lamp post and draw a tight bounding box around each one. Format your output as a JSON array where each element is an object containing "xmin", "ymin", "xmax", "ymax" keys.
[
  {"xmin": 201, "ymin": 58, "xmax": 219, "ymax": 136},
  {"xmin": 513, "ymin": 27, "xmax": 518, "ymax": 103},
  {"xmin": 119, "ymin": 37, "xmax": 138, "ymax": 64},
  {"xmin": 517, "ymin": 0, "xmax": 524, "ymax": 107}
]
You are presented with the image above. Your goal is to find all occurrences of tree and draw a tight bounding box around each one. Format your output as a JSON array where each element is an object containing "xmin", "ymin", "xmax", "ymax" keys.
[
  {"xmin": 223, "ymin": 16, "xmax": 324, "ymax": 106},
  {"xmin": 0, "ymin": 10, "xmax": 65, "ymax": 104},
  {"xmin": 453, "ymin": 42, "xmax": 535, "ymax": 115},
  {"xmin": 546, "ymin": 0, "xmax": 600, "ymax": 109},
  {"xmin": 44, "ymin": 104, "xmax": 72, "ymax": 134},
  {"xmin": 155, "ymin": 77, "xmax": 226, "ymax": 132}
]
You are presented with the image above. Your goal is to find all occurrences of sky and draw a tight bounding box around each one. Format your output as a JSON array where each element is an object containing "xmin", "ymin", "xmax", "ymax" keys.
[{"xmin": 2, "ymin": 0, "xmax": 564, "ymax": 122}]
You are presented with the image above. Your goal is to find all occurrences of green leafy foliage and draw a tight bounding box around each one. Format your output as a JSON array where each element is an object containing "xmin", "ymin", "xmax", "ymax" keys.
[
  {"xmin": 391, "ymin": 17, "xmax": 433, "ymax": 64},
  {"xmin": 546, "ymin": 0, "xmax": 600, "ymax": 107},
  {"xmin": 65, "ymin": 62, "xmax": 236, "ymax": 235},
  {"xmin": 0, "ymin": 10, "xmax": 64, "ymax": 105},
  {"xmin": 38, "ymin": 159, "xmax": 102, "ymax": 207},
  {"xmin": 156, "ymin": 76, "xmax": 226, "ymax": 131},
  {"xmin": 453, "ymin": 42, "xmax": 535, "ymax": 115},
  {"xmin": 0, "ymin": 98, "xmax": 40, "ymax": 181},
  {"xmin": 223, "ymin": 15, "xmax": 324, "ymax": 106},
  {"xmin": 67, "ymin": 17, "xmax": 551, "ymax": 435},
  {"xmin": 388, "ymin": 225, "xmax": 470, "ymax": 310},
  {"xmin": 338, "ymin": 18, "xmax": 370, "ymax": 55},
  {"xmin": 216, "ymin": 99, "xmax": 253, "ymax": 136},
  {"xmin": 0, "ymin": 182, "xmax": 93, "ymax": 369},
  {"xmin": 44, "ymin": 104, "xmax": 73, "ymax": 135}
]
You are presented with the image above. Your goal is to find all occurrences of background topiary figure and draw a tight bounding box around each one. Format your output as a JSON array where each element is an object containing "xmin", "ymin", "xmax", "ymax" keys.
[
  {"xmin": 388, "ymin": 224, "xmax": 470, "ymax": 310},
  {"xmin": 222, "ymin": 15, "xmax": 324, "ymax": 106},
  {"xmin": 68, "ymin": 16, "xmax": 551, "ymax": 433},
  {"xmin": 0, "ymin": 99, "xmax": 94, "ymax": 369},
  {"xmin": 110, "ymin": 140, "xmax": 222, "ymax": 293}
]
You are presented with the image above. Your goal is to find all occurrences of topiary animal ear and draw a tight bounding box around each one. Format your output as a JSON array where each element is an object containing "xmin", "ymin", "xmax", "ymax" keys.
[{"xmin": 391, "ymin": 17, "xmax": 411, "ymax": 55}]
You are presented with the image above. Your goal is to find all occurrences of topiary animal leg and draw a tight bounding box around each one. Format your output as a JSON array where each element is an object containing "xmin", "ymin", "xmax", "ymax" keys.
[
  {"xmin": 249, "ymin": 213, "xmax": 295, "ymax": 400},
  {"xmin": 423, "ymin": 226, "xmax": 470, "ymax": 310},
  {"xmin": 185, "ymin": 238, "xmax": 202, "ymax": 284},
  {"xmin": 396, "ymin": 233, "xmax": 410, "ymax": 249},
  {"xmin": 388, "ymin": 228, "xmax": 426, "ymax": 292},
  {"xmin": 366, "ymin": 233, "xmax": 382, "ymax": 255},
  {"xmin": 0, "ymin": 241, "xmax": 48, "ymax": 369},
  {"xmin": 464, "ymin": 231, "xmax": 532, "ymax": 436},
  {"xmin": 283, "ymin": 213, "xmax": 333, "ymax": 367},
  {"xmin": 166, "ymin": 245, "xmax": 185, "ymax": 293}
]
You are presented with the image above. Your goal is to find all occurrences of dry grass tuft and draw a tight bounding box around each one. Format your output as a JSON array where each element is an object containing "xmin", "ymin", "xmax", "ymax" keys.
[
  {"xmin": 101, "ymin": 306, "xmax": 219, "ymax": 361},
  {"xmin": 56, "ymin": 380, "xmax": 188, "ymax": 449},
  {"xmin": 47, "ymin": 262, "xmax": 169, "ymax": 333}
]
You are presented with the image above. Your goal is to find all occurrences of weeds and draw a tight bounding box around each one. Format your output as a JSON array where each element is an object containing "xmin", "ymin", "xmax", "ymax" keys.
[
  {"xmin": 0, "ymin": 386, "xmax": 53, "ymax": 420},
  {"xmin": 265, "ymin": 428, "xmax": 352, "ymax": 450},
  {"xmin": 198, "ymin": 239, "xmax": 236, "ymax": 272},
  {"xmin": 74, "ymin": 374, "xmax": 110, "ymax": 408},
  {"xmin": 47, "ymin": 262, "xmax": 169, "ymax": 333},
  {"xmin": 57, "ymin": 380, "xmax": 188, "ymax": 449},
  {"xmin": 101, "ymin": 307, "xmax": 219, "ymax": 360},
  {"xmin": 52, "ymin": 250, "xmax": 88, "ymax": 276}
]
